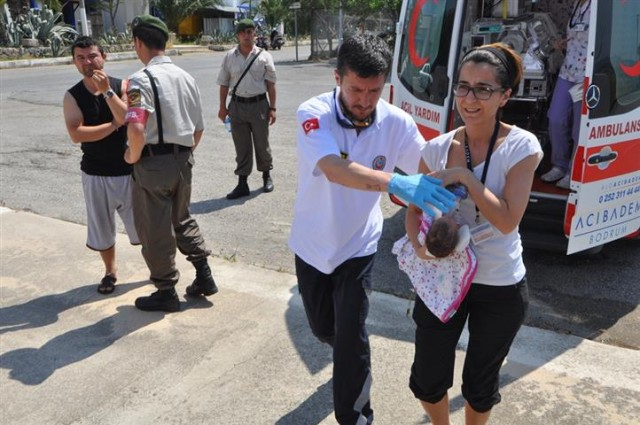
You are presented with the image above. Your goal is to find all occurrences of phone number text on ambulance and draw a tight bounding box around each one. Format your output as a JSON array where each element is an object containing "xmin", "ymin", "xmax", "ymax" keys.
[{"xmin": 599, "ymin": 185, "xmax": 640, "ymax": 204}]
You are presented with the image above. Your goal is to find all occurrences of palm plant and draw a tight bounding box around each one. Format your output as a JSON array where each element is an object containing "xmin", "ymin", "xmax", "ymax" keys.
[
  {"xmin": 9, "ymin": 7, "xmax": 76, "ymax": 54},
  {"xmin": 257, "ymin": 0, "xmax": 287, "ymax": 30}
]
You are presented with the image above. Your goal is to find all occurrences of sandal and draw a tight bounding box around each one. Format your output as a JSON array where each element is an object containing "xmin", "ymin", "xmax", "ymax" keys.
[{"xmin": 97, "ymin": 275, "xmax": 117, "ymax": 294}]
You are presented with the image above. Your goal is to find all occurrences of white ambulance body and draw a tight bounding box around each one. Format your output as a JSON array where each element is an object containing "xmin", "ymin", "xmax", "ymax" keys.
[{"xmin": 390, "ymin": 0, "xmax": 640, "ymax": 254}]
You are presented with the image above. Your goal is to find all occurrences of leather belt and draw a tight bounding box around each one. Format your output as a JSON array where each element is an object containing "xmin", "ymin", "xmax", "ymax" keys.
[
  {"xmin": 141, "ymin": 143, "xmax": 191, "ymax": 157},
  {"xmin": 232, "ymin": 93, "xmax": 267, "ymax": 103}
]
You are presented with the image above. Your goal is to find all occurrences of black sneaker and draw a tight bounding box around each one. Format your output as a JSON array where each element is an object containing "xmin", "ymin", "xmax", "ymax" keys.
[
  {"xmin": 185, "ymin": 261, "xmax": 219, "ymax": 296},
  {"xmin": 226, "ymin": 182, "xmax": 250, "ymax": 200},
  {"xmin": 135, "ymin": 289, "xmax": 180, "ymax": 312}
]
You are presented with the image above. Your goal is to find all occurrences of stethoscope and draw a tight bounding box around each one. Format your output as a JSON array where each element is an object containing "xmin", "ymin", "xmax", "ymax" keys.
[
  {"xmin": 569, "ymin": 0, "xmax": 590, "ymax": 29},
  {"xmin": 333, "ymin": 88, "xmax": 376, "ymax": 130}
]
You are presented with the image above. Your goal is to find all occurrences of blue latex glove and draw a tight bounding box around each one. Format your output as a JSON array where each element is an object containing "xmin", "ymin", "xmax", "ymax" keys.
[{"xmin": 388, "ymin": 173, "xmax": 457, "ymax": 216}]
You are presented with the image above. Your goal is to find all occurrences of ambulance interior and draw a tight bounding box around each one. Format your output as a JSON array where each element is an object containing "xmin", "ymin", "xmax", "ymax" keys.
[
  {"xmin": 396, "ymin": 0, "xmax": 640, "ymax": 250},
  {"xmin": 398, "ymin": 0, "xmax": 640, "ymax": 189},
  {"xmin": 459, "ymin": 2, "xmax": 561, "ymax": 141}
]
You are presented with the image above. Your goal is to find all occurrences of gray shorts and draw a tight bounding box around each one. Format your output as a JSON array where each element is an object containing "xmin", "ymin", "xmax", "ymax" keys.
[{"xmin": 82, "ymin": 172, "xmax": 139, "ymax": 251}]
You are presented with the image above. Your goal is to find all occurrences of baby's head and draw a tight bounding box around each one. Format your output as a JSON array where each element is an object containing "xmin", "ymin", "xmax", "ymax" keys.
[
  {"xmin": 423, "ymin": 183, "xmax": 471, "ymax": 257},
  {"xmin": 425, "ymin": 215, "xmax": 461, "ymax": 258}
]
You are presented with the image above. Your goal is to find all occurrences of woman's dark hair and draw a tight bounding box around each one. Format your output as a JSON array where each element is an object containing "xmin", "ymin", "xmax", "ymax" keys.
[
  {"xmin": 71, "ymin": 36, "xmax": 104, "ymax": 57},
  {"xmin": 459, "ymin": 42, "xmax": 523, "ymax": 90},
  {"xmin": 337, "ymin": 34, "xmax": 392, "ymax": 79},
  {"xmin": 132, "ymin": 25, "xmax": 167, "ymax": 51}
]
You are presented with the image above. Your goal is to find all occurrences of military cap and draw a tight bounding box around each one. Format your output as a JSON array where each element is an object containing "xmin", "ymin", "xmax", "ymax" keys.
[
  {"xmin": 131, "ymin": 15, "xmax": 169, "ymax": 39},
  {"xmin": 235, "ymin": 18, "xmax": 256, "ymax": 33}
]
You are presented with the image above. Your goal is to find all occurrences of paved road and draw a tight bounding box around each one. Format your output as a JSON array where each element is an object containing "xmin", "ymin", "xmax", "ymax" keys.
[{"xmin": 0, "ymin": 45, "xmax": 638, "ymax": 350}]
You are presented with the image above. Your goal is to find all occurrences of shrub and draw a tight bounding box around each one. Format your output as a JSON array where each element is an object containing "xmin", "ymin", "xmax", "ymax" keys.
[{"xmin": 1, "ymin": 6, "xmax": 77, "ymax": 56}]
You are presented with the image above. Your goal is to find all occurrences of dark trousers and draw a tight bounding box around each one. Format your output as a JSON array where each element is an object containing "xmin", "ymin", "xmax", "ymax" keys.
[
  {"xmin": 295, "ymin": 254, "xmax": 375, "ymax": 425},
  {"xmin": 410, "ymin": 279, "xmax": 529, "ymax": 413},
  {"xmin": 228, "ymin": 98, "xmax": 272, "ymax": 176},
  {"xmin": 132, "ymin": 151, "xmax": 210, "ymax": 290}
]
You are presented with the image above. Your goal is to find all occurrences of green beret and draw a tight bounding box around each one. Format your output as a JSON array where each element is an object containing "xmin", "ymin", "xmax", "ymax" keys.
[
  {"xmin": 131, "ymin": 15, "xmax": 169, "ymax": 39},
  {"xmin": 235, "ymin": 18, "xmax": 255, "ymax": 33}
]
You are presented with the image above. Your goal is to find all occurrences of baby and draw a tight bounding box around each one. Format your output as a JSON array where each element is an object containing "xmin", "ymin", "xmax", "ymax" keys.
[
  {"xmin": 392, "ymin": 183, "xmax": 477, "ymax": 323},
  {"xmin": 423, "ymin": 184, "xmax": 471, "ymax": 258}
]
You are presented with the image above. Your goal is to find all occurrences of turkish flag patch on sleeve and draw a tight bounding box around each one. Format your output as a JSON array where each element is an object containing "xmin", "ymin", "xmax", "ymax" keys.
[{"xmin": 302, "ymin": 118, "xmax": 320, "ymax": 135}]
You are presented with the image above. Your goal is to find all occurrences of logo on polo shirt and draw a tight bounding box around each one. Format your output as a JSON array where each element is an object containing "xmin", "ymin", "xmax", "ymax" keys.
[
  {"xmin": 372, "ymin": 155, "xmax": 386, "ymax": 170},
  {"xmin": 302, "ymin": 118, "xmax": 320, "ymax": 135}
]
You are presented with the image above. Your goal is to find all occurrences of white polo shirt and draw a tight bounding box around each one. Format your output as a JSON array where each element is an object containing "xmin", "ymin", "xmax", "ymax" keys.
[{"xmin": 288, "ymin": 89, "xmax": 424, "ymax": 274}]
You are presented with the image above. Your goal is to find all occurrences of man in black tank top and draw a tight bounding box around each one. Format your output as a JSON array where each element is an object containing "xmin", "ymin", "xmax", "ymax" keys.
[{"xmin": 63, "ymin": 36, "xmax": 140, "ymax": 295}]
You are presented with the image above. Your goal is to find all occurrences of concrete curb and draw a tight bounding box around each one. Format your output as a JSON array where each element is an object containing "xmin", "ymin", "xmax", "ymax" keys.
[
  {"xmin": 0, "ymin": 41, "xmax": 311, "ymax": 69},
  {"xmin": 0, "ymin": 46, "xmax": 211, "ymax": 70}
]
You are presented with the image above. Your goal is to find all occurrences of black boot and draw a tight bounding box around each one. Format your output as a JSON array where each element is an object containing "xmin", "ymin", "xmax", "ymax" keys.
[
  {"xmin": 185, "ymin": 259, "xmax": 219, "ymax": 296},
  {"xmin": 226, "ymin": 175, "xmax": 250, "ymax": 200},
  {"xmin": 263, "ymin": 171, "xmax": 274, "ymax": 193},
  {"xmin": 135, "ymin": 288, "xmax": 180, "ymax": 312}
]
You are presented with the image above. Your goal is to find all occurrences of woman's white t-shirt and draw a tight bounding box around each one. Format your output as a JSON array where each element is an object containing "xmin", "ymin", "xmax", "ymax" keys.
[{"xmin": 421, "ymin": 126, "xmax": 543, "ymax": 286}]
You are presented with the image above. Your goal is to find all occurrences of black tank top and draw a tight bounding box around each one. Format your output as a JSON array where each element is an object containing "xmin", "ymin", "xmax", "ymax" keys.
[{"xmin": 68, "ymin": 76, "xmax": 132, "ymax": 176}]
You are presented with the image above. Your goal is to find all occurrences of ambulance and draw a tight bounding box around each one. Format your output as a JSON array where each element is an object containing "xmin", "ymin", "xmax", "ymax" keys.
[{"xmin": 389, "ymin": 0, "xmax": 640, "ymax": 254}]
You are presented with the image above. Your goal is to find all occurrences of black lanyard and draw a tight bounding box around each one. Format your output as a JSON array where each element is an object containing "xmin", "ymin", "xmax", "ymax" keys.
[
  {"xmin": 569, "ymin": 0, "xmax": 590, "ymax": 28},
  {"xmin": 464, "ymin": 119, "xmax": 500, "ymax": 223}
]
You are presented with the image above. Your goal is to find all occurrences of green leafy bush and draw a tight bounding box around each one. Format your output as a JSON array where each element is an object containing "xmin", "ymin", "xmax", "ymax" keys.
[
  {"xmin": 100, "ymin": 28, "xmax": 132, "ymax": 46},
  {"xmin": 1, "ymin": 6, "xmax": 77, "ymax": 55}
]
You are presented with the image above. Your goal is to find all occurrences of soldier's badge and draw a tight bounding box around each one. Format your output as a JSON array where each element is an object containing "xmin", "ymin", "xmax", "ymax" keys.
[{"xmin": 128, "ymin": 89, "xmax": 142, "ymax": 107}]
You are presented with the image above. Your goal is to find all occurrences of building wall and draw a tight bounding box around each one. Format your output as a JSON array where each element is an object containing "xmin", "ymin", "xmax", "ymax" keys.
[{"xmin": 74, "ymin": 0, "xmax": 148, "ymax": 36}]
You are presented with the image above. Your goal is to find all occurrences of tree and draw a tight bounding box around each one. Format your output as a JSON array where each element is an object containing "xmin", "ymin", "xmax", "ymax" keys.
[
  {"xmin": 41, "ymin": 0, "xmax": 62, "ymax": 13},
  {"xmin": 344, "ymin": 0, "xmax": 400, "ymax": 31},
  {"xmin": 151, "ymin": 0, "xmax": 220, "ymax": 34},
  {"xmin": 97, "ymin": 0, "xmax": 122, "ymax": 34},
  {"xmin": 257, "ymin": 0, "xmax": 287, "ymax": 30},
  {"xmin": 6, "ymin": 0, "xmax": 28, "ymax": 18},
  {"xmin": 380, "ymin": 0, "xmax": 402, "ymax": 24}
]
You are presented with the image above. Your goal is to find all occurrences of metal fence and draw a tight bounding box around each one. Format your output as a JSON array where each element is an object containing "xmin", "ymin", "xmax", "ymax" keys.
[{"xmin": 310, "ymin": 9, "xmax": 395, "ymax": 59}]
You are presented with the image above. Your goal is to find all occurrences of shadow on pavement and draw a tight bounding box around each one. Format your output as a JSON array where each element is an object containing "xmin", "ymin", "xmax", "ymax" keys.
[
  {"xmin": 0, "ymin": 283, "xmax": 214, "ymax": 385},
  {"xmin": 191, "ymin": 191, "xmax": 263, "ymax": 215},
  {"xmin": 276, "ymin": 379, "xmax": 334, "ymax": 425},
  {"xmin": 0, "ymin": 305, "xmax": 163, "ymax": 385},
  {"xmin": 0, "ymin": 280, "xmax": 148, "ymax": 335}
]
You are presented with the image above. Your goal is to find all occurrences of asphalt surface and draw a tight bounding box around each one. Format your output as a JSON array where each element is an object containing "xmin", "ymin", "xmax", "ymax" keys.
[
  {"xmin": 1, "ymin": 207, "xmax": 639, "ymax": 425},
  {"xmin": 1, "ymin": 45, "xmax": 639, "ymax": 424}
]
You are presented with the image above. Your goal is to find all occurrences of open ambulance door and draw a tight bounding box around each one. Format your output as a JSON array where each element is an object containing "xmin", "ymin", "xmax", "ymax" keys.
[
  {"xmin": 565, "ymin": 0, "xmax": 640, "ymax": 254},
  {"xmin": 389, "ymin": 0, "xmax": 465, "ymax": 206},
  {"xmin": 390, "ymin": 0, "xmax": 465, "ymax": 140}
]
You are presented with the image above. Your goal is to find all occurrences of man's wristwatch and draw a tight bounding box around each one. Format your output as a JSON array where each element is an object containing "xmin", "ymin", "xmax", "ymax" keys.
[{"xmin": 103, "ymin": 89, "xmax": 115, "ymax": 100}]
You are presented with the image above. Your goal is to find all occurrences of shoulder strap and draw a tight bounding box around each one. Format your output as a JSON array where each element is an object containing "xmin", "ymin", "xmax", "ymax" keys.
[
  {"xmin": 231, "ymin": 49, "xmax": 262, "ymax": 96},
  {"xmin": 143, "ymin": 68, "xmax": 164, "ymax": 145}
]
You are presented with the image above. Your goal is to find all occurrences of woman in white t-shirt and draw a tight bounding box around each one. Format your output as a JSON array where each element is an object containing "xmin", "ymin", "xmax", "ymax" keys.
[{"xmin": 405, "ymin": 42, "xmax": 543, "ymax": 425}]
